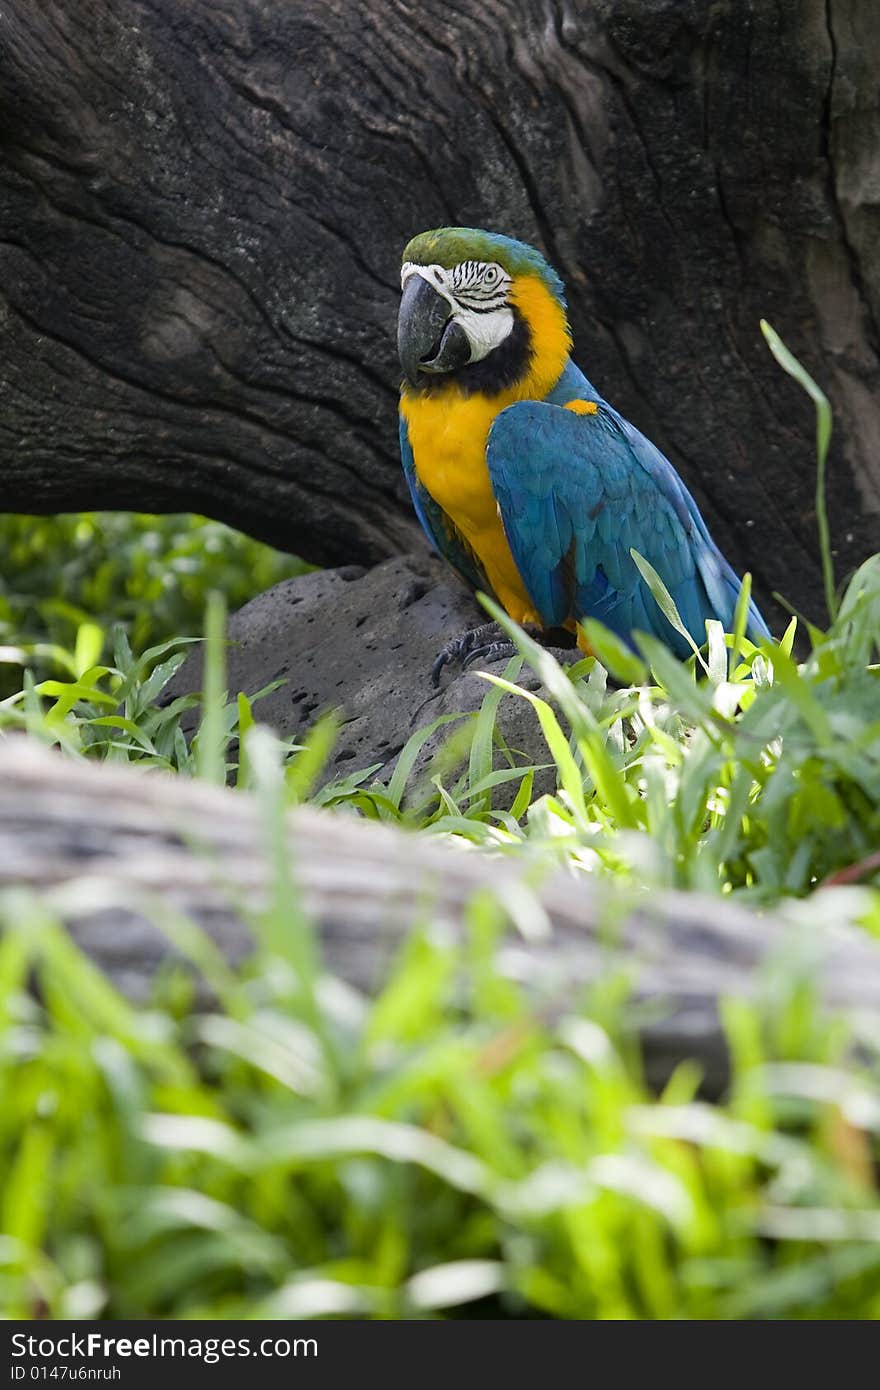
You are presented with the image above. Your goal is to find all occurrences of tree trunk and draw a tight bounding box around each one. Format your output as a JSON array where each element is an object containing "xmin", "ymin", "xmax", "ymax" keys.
[
  {"xmin": 1, "ymin": 0, "xmax": 877, "ymax": 618},
  {"xmin": 2, "ymin": 739, "xmax": 879, "ymax": 1095}
]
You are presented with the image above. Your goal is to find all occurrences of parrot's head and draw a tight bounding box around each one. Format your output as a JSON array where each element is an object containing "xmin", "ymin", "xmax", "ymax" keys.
[{"xmin": 397, "ymin": 227, "xmax": 571, "ymax": 399}]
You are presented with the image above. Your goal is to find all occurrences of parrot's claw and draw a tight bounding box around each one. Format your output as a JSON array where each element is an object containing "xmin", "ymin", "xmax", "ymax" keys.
[
  {"xmin": 461, "ymin": 640, "xmax": 520, "ymax": 671},
  {"xmin": 431, "ymin": 621, "xmax": 507, "ymax": 687}
]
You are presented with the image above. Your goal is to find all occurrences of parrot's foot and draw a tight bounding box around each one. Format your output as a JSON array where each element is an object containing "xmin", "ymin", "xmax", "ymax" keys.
[{"xmin": 431, "ymin": 621, "xmax": 523, "ymax": 688}]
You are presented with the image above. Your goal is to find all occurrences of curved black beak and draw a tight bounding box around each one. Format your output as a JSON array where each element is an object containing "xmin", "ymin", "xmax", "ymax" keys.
[{"xmin": 398, "ymin": 274, "xmax": 471, "ymax": 386}]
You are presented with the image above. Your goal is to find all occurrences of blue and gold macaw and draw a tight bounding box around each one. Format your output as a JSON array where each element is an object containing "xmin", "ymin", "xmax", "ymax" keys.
[{"xmin": 396, "ymin": 227, "xmax": 770, "ymax": 679}]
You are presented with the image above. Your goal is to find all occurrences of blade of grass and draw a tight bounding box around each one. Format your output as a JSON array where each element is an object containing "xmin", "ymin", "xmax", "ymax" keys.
[
  {"xmin": 630, "ymin": 550, "xmax": 709, "ymax": 673},
  {"xmin": 195, "ymin": 591, "xmax": 227, "ymax": 785},
  {"xmin": 468, "ymin": 656, "xmax": 523, "ymax": 815},
  {"xmin": 761, "ymin": 320, "xmax": 837, "ymax": 622}
]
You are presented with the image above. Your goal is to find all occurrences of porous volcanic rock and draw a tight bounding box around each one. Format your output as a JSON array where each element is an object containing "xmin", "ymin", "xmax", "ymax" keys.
[{"xmin": 169, "ymin": 554, "xmax": 574, "ymax": 798}]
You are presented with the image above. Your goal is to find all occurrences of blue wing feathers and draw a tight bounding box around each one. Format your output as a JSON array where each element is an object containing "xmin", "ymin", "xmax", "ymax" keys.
[
  {"xmin": 486, "ymin": 399, "xmax": 769, "ymax": 654},
  {"xmin": 400, "ymin": 384, "xmax": 769, "ymax": 653}
]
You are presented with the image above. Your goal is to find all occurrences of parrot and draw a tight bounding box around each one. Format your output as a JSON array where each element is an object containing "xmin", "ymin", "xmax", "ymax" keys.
[{"xmin": 396, "ymin": 226, "xmax": 770, "ymax": 681}]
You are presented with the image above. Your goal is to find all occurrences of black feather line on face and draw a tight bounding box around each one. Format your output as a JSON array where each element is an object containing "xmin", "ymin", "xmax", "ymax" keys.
[
  {"xmin": 408, "ymin": 307, "xmax": 533, "ymax": 398},
  {"xmin": 455, "ymin": 295, "xmax": 509, "ymax": 313}
]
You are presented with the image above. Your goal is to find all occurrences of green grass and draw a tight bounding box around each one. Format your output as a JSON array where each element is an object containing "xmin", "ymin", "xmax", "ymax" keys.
[
  {"xmin": 3, "ymin": 548, "xmax": 876, "ymax": 906},
  {"xmin": 3, "ymin": 845, "xmax": 880, "ymax": 1320},
  {"xmin": 0, "ymin": 511, "xmax": 307, "ymax": 676},
  {"xmin": 1, "ymin": 330, "xmax": 879, "ymax": 1318}
]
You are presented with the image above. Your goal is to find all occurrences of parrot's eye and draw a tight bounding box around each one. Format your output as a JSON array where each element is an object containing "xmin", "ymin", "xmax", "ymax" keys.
[{"xmin": 483, "ymin": 266, "xmax": 499, "ymax": 286}]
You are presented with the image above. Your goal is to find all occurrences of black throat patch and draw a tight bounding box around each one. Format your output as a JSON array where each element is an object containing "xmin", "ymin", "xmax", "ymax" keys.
[{"xmin": 409, "ymin": 307, "xmax": 533, "ymax": 398}]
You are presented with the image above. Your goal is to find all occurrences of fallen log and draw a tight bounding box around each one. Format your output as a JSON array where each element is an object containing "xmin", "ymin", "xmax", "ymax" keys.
[{"xmin": 1, "ymin": 739, "xmax": 878, "ymax": 1094}]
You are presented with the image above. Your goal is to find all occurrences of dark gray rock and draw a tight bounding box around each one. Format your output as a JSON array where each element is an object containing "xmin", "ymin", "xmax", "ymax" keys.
[{"xmin": 169, "ymin": 554, "xmax": 575, "ymax": 804}]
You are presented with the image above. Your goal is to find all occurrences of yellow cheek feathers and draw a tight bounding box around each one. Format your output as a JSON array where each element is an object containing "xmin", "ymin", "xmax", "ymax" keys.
[{"xmin": 508, "ymin": 274, "xmax": 572, "ymax": 399}]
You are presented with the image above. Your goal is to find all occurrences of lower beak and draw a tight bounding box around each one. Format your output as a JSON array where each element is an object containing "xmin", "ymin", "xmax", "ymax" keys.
[{"xmin": 397, "ymin": 275, "xmax": 471, "ymax": 385}]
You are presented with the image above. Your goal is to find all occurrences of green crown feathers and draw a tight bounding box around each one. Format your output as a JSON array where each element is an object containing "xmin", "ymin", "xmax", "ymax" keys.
[{"xmin": 403, "ymin": 227, "xmax": 566, "ymax": 305}]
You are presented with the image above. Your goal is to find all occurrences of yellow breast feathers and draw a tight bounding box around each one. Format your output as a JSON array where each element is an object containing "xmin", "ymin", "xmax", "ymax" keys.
[{"xmin": 400, "ymin": 273, "xmax": 571, "ymax": 625}]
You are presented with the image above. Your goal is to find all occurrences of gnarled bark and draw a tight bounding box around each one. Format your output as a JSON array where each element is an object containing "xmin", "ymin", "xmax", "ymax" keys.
[{"xmin": 1, "ymin": 1, "xmax": 878, "ymax": 618}]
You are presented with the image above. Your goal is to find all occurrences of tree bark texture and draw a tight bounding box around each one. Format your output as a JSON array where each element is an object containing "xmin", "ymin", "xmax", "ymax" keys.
[
  {"xmin": 2, "ymin": 739, "xmax": 879, "ymax": 1095},
  {"xmin": 1, "ymin": 1, "xmax": 878, "ymax": 620}
]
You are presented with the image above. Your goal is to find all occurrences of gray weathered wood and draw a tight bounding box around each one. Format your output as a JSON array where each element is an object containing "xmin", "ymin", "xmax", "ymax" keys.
[{"xmin": 2, "ymin": 738, "xmax": 878, "ymax": 1093}]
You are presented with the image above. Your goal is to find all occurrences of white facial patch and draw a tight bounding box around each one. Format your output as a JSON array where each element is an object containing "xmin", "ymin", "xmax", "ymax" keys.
[
  {"xmin": 401, "ymin": 259, "xmax": 514, "ymax": 364},
  {"xmin": 452, "ymin": 301, "xmax": 514, "ymax": 362}
]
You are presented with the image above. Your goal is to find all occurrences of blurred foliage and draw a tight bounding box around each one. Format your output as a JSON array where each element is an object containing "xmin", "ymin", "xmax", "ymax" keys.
[
  {"xmin": 2, "ymin": 732, "xmax": 880, "ymax": 1319},
  {"xmin": 0, "ymin": 333, "xmax": 879, "ymax": 1318},
  {"xmin": 0, "ymin": 511, "xmax": 307, "ymax": 664},
  {"xmin": 0, "ymin": 533, "xmax": 877, "ymax": 1320}
]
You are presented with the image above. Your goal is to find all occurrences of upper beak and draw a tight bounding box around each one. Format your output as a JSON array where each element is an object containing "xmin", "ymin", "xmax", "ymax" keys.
[{"xmin": 397, "ymin": 274, "xmax": 471, "ymax": 386}]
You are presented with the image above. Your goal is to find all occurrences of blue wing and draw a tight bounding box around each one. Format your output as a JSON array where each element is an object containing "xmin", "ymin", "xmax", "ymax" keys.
[
  {"xmin": 399, "ymin": 414, "xmax": 487, "ymax": 592},
  {"xmin": 486, "ymin": 400, "xmax": 770, "ymax": 657}
]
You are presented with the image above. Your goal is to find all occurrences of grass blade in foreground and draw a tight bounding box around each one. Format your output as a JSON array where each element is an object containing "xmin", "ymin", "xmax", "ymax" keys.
[{"xmin": 760, "ymin": 319, "xmax": 837, "ymax": 623}]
